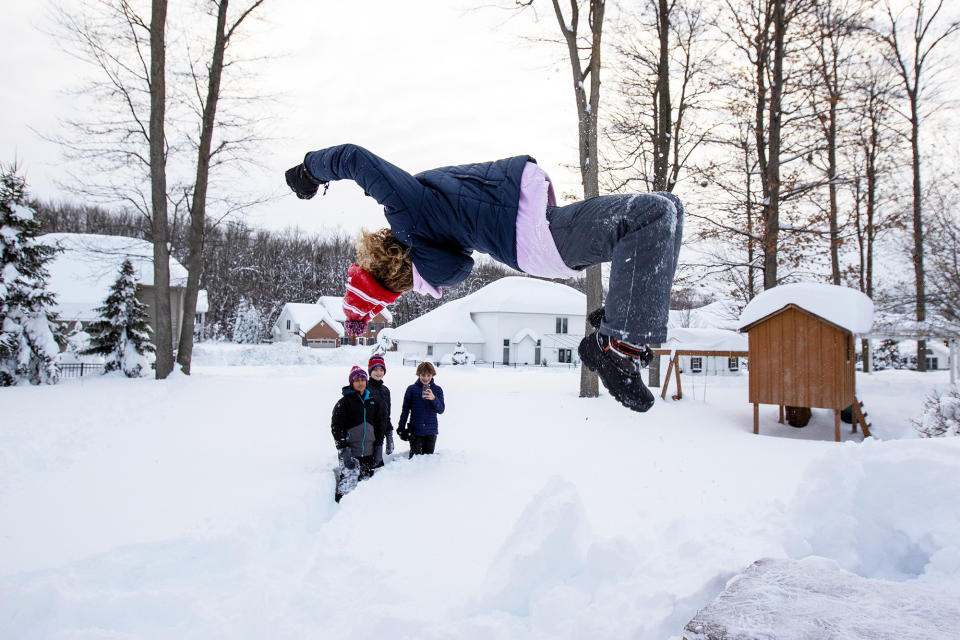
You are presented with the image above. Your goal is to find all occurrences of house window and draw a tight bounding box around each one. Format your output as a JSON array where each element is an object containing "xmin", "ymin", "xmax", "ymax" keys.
[
  {"xmin": 927, "ymin": 356, "xmax": 939, "ymax": 370},
  {"xmin": 691, "ymin": 357, "xmax": 703, "ymax": 373},
  {"xmin": 503, "ymin": 339, "xmax": 510, "ymax": 365},
  {"xmin": 556, "ymin": 317, "xmax": 568, "ymax": 334},
  {"xmin": 728, "ymin": 357, "xmax": 739, "ymax": 371},
  {"xmin": 427, "ymin": 345, "xmax": 433, "ymax": 356},
  {"xmin": 294, "ymin": 323, "xmax": 300, "ymax": 333},
  {"xmin": 286, "ymin": 319, "xmax": 291, "ymax": 330},
  {"xmin": 558, "ymin": 348, "xmax": 572, "ymax": 363}
]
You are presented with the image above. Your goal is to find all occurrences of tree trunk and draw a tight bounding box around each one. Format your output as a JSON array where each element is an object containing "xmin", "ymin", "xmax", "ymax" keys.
[
  {"xmin": 763, "ymin": 0, "xmax": 786, "ymax": 291},
  {"xmin": 910, "ymin": 98, "xmax": 926, "ymax": 371},
  {"xmin": 550, "ymin": 0, "xmax": 605, "ymax": 398},
  {"xmin": 150, "ymin": 0, "xmax": 173, "ymax": 379},
  {"xmin": 828, "ymin": 96, "xmax": 841, "ymax": 285},
  {"xmin": 178, "ymin": 0, "xmax": 230, "ymax": 374}
]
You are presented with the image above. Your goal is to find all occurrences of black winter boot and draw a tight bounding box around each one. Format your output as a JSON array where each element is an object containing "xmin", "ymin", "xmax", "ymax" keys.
[{"xmin": 578, "ymin": 328, "xmax": 655, "ymax": 413}]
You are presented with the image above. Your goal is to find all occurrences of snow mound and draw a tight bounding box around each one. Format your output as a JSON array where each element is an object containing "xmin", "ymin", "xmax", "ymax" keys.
[
  {"xmin": 475, "ymin": 477, "xmax": 590, "ymax": 616},
  {"xmin": 784, "ymin": 438, "xmax": 960, "ymax": 587},
  {"xmin": 684, "ymin": 556, "xmax": 960, "ymax": 640},
  {"xmin": 738, "ymin": 282, "xmax": 874, "ymax": 334}
]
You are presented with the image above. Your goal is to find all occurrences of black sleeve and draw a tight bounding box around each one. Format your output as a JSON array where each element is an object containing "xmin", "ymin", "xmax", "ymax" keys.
[
  {"xmin": 303, "ymin": 144, "xmax": 426, "ymax": 217},
  {"xmin": 382, "ymin": 386, "xmax": 393, "ymax": 433},
  {"xmin": 331, "ymin": 399, "xmax": 348, "ymax": 448}
]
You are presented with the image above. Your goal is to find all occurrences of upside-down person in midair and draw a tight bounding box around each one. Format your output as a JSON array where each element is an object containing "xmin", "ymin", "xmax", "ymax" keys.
[{"xmin": 286, "ymin": 144, "xmax": 683, "ymax": 412}]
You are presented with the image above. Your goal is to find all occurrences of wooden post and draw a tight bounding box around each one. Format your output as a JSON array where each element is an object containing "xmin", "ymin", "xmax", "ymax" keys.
[
  {"xmin": 673, "ymin": 356, "xmax": 682, "ymax": 400},
  {"xmin": 834, "ymin": 409, "xmax": 841, "ymax": 442},
  {"xmin": 661, "ymin": 356, "xmax": 675, "ymax": 400},
  {"xmin": 778, "ymin": 404, "xmax": 784, "ymax": 424},
  {"xmin": 754, "ymin": 403, "xmax": 759, "ymax": 434}
]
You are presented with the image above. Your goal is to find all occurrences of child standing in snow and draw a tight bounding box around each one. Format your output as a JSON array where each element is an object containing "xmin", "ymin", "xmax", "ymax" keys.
[
  {"xmin": 365, "ymin": 353, "xmax": 394, "ymax": 464},
  {"xmin": 286, "ymin": 144, "xmax": 683, "ymax": 412},
  {"xmin": 331, "ymin": 365, "xmax": 385, "ymax": 502},
  {"xmin": 398, "ymin": 361, "xmax": 445, "ymax": 457}
]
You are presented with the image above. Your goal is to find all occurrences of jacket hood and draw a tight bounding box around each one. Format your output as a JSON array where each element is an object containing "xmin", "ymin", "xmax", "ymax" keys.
[{"xmin": 342, "ymin": 386, "xmax": 370, "ymax": 399}]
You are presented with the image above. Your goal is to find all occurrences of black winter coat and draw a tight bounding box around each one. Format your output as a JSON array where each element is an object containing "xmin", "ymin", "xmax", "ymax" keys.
[
  {"xmin": 366, "ymin": 378, "xmax": 393, "ymax": 435},
  {"xmin": 331, "ymin": 386, "xmax": 385, "ymax": 458},
  {"xmin": 303, "ymin": 144, "xmax": 534, "ymax": 288}
]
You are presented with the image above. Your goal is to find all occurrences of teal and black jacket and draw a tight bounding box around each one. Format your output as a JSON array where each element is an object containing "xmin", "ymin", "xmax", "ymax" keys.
[{"xmin": 332, "ymin": 386, "xmax": 385, "ymax": 458}]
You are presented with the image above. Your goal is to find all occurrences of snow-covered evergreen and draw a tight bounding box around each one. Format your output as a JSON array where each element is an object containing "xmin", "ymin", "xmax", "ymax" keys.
[
  {"xmin": 0, "ymin": 166, "xmax": 61, "ymax": 386},
  {"xmin": 450, "ymin": 341, "xmax": 473, "ymax": 365},
  {"xmin": 915, "ymin": 387, "xmax": 960, "ymax": 437},
  {"xmin": 232, "ymin": 297, "xmax": 262, "ymax": 344},
  {"xmin": 81, "ymin": 259, "xmax": 154, "ymax": 377}
]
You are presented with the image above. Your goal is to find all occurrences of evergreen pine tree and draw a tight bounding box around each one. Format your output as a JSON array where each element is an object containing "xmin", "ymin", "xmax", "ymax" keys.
[
  {"xmin": 82, "ymin": 259, "xmax": 155, "ymax": 377},
  {"xmin": 232, "ymin": 297, "xmax": 261, "ymax": 344},
  {"xmin": 0, "ymin": 165, "xmax": 61, "ymax": 386}
]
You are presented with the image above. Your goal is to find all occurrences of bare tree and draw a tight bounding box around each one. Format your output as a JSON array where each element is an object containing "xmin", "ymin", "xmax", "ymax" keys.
[
  {"xmin": 176, "ymin": 0, "xmax": 267, "ymax": 375},
  {"xmin": 806, "ymin": 0, "xmax": 866, "ymax": 285},
  {"xmin": 604, "ymin": 0, "xmax": 716, "ymax": 386},
  {"xmin": 516, "ymin": 0, "xmax": 606, "ymax": 398},
  {"xmin": 872, "ymin": 0, "xmax": 960, "ymax": 371}
]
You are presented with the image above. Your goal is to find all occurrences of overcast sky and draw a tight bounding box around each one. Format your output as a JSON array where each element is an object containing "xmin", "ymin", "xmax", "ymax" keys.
[{"xmin": 1, "ymin": 1, "xmax": 587, "ymax": 237}]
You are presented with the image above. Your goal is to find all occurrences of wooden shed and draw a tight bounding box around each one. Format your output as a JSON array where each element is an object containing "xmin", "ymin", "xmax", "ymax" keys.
[{"xmin": 738, "ymin": 283, "xmax": 875, "ymax": 441}]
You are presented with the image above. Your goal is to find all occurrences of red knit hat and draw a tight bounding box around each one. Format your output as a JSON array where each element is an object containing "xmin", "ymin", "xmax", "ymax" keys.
[
  {"xmin": 368, "ymin": 354, "xmax": 386, "ymax": 374},
  {"xmin": 342, "ymin": 263, "xmax": 401, "ymax": 337},
  {"xmin": 348, "ymin": 365, "xmax": 368, "ymax": 385}
]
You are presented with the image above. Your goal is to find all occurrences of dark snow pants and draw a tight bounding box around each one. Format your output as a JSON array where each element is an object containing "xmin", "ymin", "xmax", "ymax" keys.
[
  {"xmin": 409, "ymin": 435, "xmax": 437, "ymax": 458},
  {"xmin": 547, "ymin": 192, "xmax": 683, "ymax": 345}
]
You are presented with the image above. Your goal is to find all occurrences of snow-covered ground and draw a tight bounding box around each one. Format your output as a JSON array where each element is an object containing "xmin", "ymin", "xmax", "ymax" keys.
[{"xmin": 2, "ymin": 344, "xmax": 959, "ymax": 639}]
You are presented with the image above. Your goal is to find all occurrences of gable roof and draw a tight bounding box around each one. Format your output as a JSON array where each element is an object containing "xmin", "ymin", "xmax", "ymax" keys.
[
  {"xmin": 738, "ymin": 283, "xmax": 874, "ymax": 335},
  {"xmin": 39, "ymin": 233, "xmax": 188, "ymax": 322},
  {"xmin": 281, "ymin": 302, "xmax": 344, "ymax": 337}
]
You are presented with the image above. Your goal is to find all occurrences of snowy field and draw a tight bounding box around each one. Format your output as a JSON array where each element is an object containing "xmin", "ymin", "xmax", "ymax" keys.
[{"xmin": 2, "ymin": 343, "xmax": 959, "ymax": 639}]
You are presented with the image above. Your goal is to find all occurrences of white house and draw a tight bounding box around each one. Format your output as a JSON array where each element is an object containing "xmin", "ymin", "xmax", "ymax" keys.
[
  {"xmin": 39, "ymin": 233, "xmax": 189, "ymax": 347},
  {"xmin": 665, "ymin": 300, "xmax": 747, "ymax": 375},
  {"xmin": 391, "ymin": 277, "xmax": 586, "ymax": 365},
  {"xmin": 662, "ymin": 327, "xmax": 748, "ymax": 376}
]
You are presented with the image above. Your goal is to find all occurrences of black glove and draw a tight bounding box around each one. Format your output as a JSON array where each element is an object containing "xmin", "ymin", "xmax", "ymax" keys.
[
  {"xmin": 339, "ymin": 447, "xmax": 357, "ymax": 470},
  {"xmin": 397, "ymin": 425, "xmax": 409, "ymax": 442},
  {"xmin": 373, "ymin": 445, "xmax": 384, "ymax": 467},
  {"xmin": 285, "ymin": 163, "xmax": 324, "ymax": 200},
  {"xmin": 385, "ymin": 430, "xmax": 395, "ymax": 455}
]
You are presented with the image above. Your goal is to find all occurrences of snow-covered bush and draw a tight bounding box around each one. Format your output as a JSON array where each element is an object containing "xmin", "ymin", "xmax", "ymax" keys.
[
  {"xmin": 0, "ymin": 165, "xmax": 61, "ymax": 386},
  {"xmin": 232, "ymin": 298, "xmax": 262, "ymax": 344},
  {"xmin": 450, "ymin": 341, "xmax": 473, "ymax": 365},
  {"xmin": 872, "ymin": 339, "xmax": 901, "ymax": 371},
  {"xmin": 914, "ymin": 387, "xmax": 960, "ymax": 438},
  {"xmin": 82, "ymin": 259, "xmax": 155, "ymax": 377}
]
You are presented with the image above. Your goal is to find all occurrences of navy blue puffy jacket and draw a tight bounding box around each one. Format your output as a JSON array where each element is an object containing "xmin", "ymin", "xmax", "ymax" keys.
[
  {"xmin": 398, "ymin": 380, "xmax": 445, "ymax": 437},
  {"xmin": 303, "ymin": 144, "xmax": 533, "ymax": 288}
]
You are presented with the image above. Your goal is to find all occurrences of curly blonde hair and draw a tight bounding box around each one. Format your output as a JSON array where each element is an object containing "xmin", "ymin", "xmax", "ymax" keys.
[{"xmin": 356, "ymin": 228, "xmax": 413, "ymax": 293}]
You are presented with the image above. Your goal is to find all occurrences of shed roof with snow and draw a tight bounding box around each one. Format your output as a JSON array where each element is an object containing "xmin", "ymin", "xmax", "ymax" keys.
[{"xmin": 738, "ymin": 282, "xmax": 874, "ymax": 334}]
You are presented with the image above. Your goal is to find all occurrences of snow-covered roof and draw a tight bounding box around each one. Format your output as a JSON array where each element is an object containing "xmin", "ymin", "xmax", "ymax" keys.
[
  {"xmin": 391, "ymin": 277, "xmax": 585, "ymax": 344},
  {"xmin": 669, "ymin": 299, "xmax": 742, "ymax": 331},
  {"xmin": 738, "ymin": 283, "xmax": 874, "ymax": 335},
  {"xmin": 316, "ymin": 295, "xmax": 393, "ymax": 324},
  {"xmin": 511, "ymin": 327, "xmax": 540, "ymax": 344},
  {"xmin": 465, "ymin": 276, "xmax": 586, "ymax": 315},
  {"xmin": 39, "ymin": 233, "xmax": 189, "ymax": 322},
  {"xmin": 282, "ymin": 302, "xmax": 344, "ymax": 337},
  {"xmin": 664, "ymin": 328, "xmax": 748, "ymax": 352}
]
